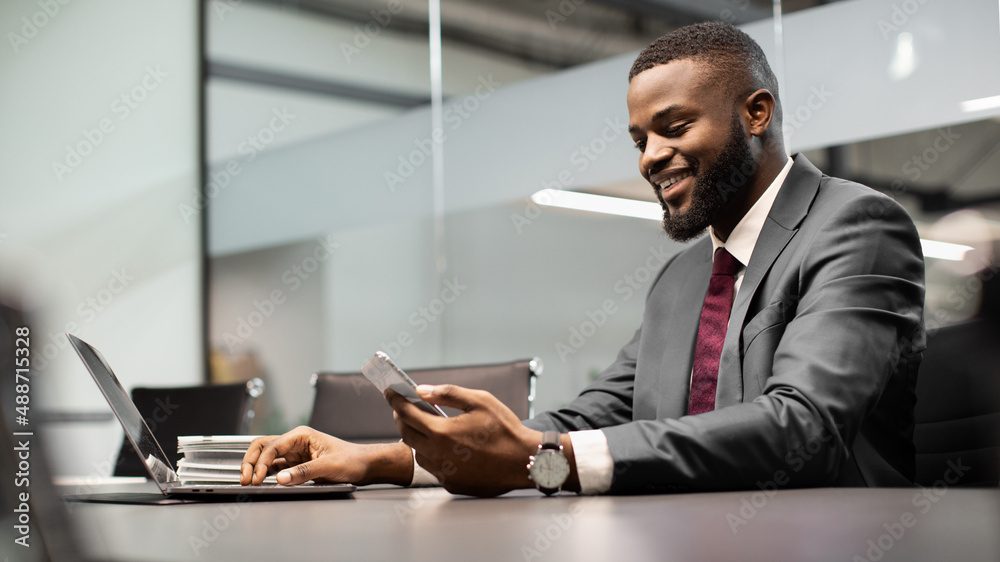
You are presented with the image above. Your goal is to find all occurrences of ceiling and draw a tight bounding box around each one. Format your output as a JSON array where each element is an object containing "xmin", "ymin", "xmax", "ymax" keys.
[{"xmin": 249, "ymin": 0, "xmax": 842, "ymax": 68}]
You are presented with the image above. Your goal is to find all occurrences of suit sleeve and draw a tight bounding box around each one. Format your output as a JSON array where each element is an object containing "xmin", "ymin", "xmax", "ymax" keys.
[{"xmin": 522, "ymin": 326, "xmax": 640, "ymax": 434}]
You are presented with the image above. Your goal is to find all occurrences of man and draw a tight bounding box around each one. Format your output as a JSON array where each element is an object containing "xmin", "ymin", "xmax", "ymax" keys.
[{"xmin": 241, "ymin": 22, "xmax": 925, "ymax": 496}]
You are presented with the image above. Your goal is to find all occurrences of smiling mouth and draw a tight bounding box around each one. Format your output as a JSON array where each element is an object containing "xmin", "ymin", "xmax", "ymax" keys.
[
  {"xmin": 656, "ymin": 171, "xmax": 693, "ymax": 191},
  {"xmin": 651, "ymin": 169, "xmax": 695, "ymax": 203}
]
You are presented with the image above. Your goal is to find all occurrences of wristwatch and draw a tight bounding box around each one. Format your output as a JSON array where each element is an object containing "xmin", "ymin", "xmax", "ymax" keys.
[{"xmin": 527, "ymin": 431, "xmax": 570, "ymax": 495}]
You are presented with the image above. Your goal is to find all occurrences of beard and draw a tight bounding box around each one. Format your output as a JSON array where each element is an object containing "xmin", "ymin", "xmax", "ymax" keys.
[{"xmin": 658, "ymin": 113, "xmax": 755, "ymax": 242}]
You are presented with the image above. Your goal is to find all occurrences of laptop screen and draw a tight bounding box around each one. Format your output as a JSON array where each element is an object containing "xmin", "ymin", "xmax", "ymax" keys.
[{"xmin": 67, "ymin": 334, "xmax": 178, "ymax": 489}]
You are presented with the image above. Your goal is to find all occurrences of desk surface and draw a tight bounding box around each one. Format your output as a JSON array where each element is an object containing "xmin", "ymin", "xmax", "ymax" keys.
[{"xmin": 66, "ymin": 484, "xmax": 1000, "ymax": 561}]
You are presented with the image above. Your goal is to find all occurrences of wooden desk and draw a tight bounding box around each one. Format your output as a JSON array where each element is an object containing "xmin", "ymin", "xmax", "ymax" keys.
[{"xmin": 65, "ymin": 484, "xmax": 1000, "ymax": 561}]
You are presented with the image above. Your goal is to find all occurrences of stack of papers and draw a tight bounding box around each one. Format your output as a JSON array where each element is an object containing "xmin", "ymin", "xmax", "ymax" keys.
[{"xmin": 176, "ymin": 435, "xmax": 277, "ymax": 484}]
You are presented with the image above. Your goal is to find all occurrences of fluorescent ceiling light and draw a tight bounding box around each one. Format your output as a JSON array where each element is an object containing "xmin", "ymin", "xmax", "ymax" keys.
[
  {"xmin": 920, "ymin": 239, "xmax": 973, "ymax": 261},
  {"xmin": 531, "ymin": 189, "xmax": 661, "ymax": 221},
  {"xmin": 532, "ymin": 189, "xmax": 975, "ymax": 263},
  {"xmin": 960, "ymin": 95, "xmax": 1000, "ymax": 113}
]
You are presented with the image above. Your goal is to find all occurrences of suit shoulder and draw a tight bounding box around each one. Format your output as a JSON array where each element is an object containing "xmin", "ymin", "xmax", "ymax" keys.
[
  {"xmin": 644, "ymin": 237, "xmax": 711, "ymax": 298},
  {"xmin": 659, "ymin": 237, "xmax": 712, "ymax": 274},
  {"xmin": 810, "ymin": 174, "xmax": 914, "ymax": 226}
]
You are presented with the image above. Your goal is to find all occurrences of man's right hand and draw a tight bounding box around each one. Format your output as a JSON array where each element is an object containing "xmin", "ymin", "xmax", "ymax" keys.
[{"xmin": 240, "ymin": 426, "xmax": 414, "ymax": 487}]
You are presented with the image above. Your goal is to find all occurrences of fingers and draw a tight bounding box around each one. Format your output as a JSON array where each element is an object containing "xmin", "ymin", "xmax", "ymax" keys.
[
  {"xmin": 241, "ymin": 427, "xmax": 311, "ymax": 486},
  {"xmin": 418, "ymin": 384, "xmax": 493, "ymax": 412},
  {"xmin": 276, "ymin": 459, "xmax": 319, "ymax": 486},
  {"xmin": 386, "ymin": 389, "xmax": 441, "ymax": 436},
  {"xmin": 395, "ymin": 411, "xmax": 430, "ymax": 451},
  {"xmin": 241, "ymin": 435, "xmax": 277, "ymax": 485}
]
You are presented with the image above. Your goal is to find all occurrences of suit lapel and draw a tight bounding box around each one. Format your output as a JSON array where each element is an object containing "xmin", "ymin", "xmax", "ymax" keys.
[
  {"xmin": 715, "ymin": 155, "xmax": 824, "ymax": 408},
  {"xmin": 655, "ymin": 240, "xmax": 712, "ymax": 419}
]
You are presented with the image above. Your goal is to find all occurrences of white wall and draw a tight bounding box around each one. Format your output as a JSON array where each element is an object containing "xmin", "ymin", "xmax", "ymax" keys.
[{"xmin": 0, "ymin": 0, "xmax": 202, "ymax": 476}]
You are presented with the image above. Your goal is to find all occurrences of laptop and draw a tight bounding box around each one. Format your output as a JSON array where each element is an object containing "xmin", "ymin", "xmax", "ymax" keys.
[{"xmin": 67, "ymin": 333, "xmax": 356, "ymax": 498}]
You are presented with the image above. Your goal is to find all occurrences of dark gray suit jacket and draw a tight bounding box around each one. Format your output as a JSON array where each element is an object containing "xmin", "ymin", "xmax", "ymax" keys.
[{"xmin": 524, "ymin": 155, "xmax": 926, "ymax": 494}]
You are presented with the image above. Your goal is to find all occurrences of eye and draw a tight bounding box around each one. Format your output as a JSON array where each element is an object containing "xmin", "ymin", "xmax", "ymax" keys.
[
  {"xmin": 633, "ymin": 139, "xmax": 646, "ymax": 152},
  {"xmin": 664, "ymin": 122, "xmax": 689, "ymax": 137}
]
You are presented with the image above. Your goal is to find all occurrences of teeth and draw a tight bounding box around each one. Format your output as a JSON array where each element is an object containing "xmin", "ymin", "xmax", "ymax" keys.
[{"xmin": 657, "ymin": 171, "xmax": 692, "ymax": 190}]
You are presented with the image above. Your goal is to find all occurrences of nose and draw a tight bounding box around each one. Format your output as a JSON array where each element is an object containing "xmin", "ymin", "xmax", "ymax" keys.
[{"xmin": 640, "ymin": 135, "xmax": 674, "ymax": 177}]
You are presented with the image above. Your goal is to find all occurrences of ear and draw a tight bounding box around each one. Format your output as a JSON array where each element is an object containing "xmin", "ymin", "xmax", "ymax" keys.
[{"xmin": 742, "ymin": 89, "xmax": 776, "ymax": 137}]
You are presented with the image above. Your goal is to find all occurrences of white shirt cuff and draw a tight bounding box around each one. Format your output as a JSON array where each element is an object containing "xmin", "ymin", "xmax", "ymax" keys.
[
  {"xmin": 568, "ymin": 429, "xmax": 613, "ymax": 495},
  {"xmin": 409, "ymin": 447, "xmax": 441, "ymax": 487}
]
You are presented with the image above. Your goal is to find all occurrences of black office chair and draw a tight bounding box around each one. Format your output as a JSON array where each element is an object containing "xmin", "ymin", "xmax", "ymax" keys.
[
  {"xmin": 913, "ymin": 318, "xmax": 1000, "ymax": 487},
  {"xmin": 308, "ymin": 358, "xmax": 541, "ymax": 442},
  {"xmin": 114, "ymin": 378, "xmax": 265, "ymax": 476}
]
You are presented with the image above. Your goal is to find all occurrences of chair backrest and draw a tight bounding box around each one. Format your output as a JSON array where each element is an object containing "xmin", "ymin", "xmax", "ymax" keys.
[
  {"xmin": 308, "ymin": 358, "xmax": 541, "ymax": 442},
  {"xmin": 913, "ymin": 318, "xmax": 1000, "ymax": 487},
  {"xmin": 114, "ymin": 379, "xmax": 264, "ymax": 477}
]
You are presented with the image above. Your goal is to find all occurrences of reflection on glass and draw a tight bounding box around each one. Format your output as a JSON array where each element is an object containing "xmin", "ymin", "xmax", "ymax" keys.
[{"xmin": 888, "ymin": 32, "xmax": 917, "ymax": 81}]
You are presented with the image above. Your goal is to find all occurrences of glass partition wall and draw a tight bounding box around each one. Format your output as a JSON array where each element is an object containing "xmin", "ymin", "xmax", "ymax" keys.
[
  {"xmin": 206, "ymin": 0, "xmax": 1000, "ymax": 430},
  {"xmin": 0, "ymin": 0, "xmax": 203, "ymax": 477}
]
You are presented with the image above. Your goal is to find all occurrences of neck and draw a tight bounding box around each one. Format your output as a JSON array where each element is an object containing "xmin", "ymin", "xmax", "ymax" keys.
[{"xmin": 712, "ymin": 153, "xmax": 788, "ymax": 242}]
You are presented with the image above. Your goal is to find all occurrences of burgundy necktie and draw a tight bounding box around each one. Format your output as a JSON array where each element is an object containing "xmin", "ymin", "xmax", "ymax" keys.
[{"xmin": 688, "ymin": 247, "xmax": 741, "ymax": 415}]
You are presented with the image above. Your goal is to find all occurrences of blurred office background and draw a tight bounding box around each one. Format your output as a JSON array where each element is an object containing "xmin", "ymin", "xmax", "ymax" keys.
[{"xmin": 1, "ymin": 0, "xmax": 999, "ymax": 477}]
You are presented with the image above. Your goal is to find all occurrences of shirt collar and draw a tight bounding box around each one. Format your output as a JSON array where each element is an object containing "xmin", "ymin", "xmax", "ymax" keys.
[{"xmin": 709, "ymin": 156, "xmax": 793, "ymax": 267}]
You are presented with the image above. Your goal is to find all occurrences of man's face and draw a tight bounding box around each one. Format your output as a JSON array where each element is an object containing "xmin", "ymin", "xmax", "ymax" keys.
[{"xmin": 627, "ymin": 59, "xmax": 755, "ymax": 241}]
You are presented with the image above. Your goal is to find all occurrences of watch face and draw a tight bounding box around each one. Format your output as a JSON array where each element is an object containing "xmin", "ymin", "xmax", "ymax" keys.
[{"xmin": 529, "ymin": 449, "xmax": 570, "ymax": 489}]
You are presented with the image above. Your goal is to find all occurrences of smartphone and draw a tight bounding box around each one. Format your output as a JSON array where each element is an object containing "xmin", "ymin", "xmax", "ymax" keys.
[{"xmin": 361, "ymin": 351, "xmax": 448, "ymax": 417}]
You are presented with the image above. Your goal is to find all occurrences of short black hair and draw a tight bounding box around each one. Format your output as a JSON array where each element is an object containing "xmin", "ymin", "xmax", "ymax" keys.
[{"xmin": 629, "ymin": 21, "xmax": 780, "ymax": 105}]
